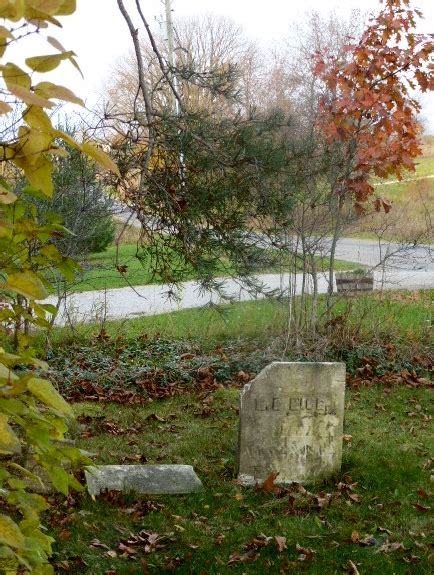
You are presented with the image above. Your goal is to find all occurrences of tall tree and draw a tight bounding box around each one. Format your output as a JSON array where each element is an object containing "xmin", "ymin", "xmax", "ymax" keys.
[{"xmin": 103, "ymin": 2, "xmax": 294, "ymax": 293}]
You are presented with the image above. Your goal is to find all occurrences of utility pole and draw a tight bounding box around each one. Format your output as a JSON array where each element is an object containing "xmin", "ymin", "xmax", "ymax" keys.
[{"xmin": 164, "ymin": 0, "xmax": 179, "ymax": 115}]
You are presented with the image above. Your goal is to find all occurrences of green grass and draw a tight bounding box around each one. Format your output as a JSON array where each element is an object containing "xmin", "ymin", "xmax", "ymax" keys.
[
  {"xmin": 372, "ymin": 156, "xmax": 434, "ymax": 188},
  {"xmin": 71, "ymin": 243, "xmax": 361, "ymax": 293},
  {"xmin": 373, "ymin": 176, "xmax": 434, "ymax": 203},
  {"xmin": 49, "ymin": 384, "xmax": 433, "ymax": 574},
  {"xmin": 50, "ymin": 290, "xmax": 433, "ymax": 344},
  {"xmin": 414, "ymin": 156, "xmax": 434, "ymax": 178}
]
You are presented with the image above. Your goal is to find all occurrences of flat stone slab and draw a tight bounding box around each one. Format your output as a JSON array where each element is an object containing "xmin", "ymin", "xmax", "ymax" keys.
[
  {"xmin": 85, "ymin": 465, "xmax": 203, "ymax": 496},
  {"xmin": 238, "ymin": 362, "xmax": 346, "ymax": 486}
]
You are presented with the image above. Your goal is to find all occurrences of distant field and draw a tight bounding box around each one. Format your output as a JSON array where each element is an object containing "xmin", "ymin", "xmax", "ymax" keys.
[{"xmin": 351, "ymin": 148, "xmax": 434, "ymax": 242}]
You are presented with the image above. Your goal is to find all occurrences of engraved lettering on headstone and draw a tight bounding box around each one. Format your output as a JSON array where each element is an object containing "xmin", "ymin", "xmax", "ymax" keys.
[
  {"xmin": 255, "ymin": 398, "xmax": 268, "ymax": 411},
  {"xmin": 272, "ymin": 397, "xmax": 281, "ymax": 411},
  {"xmin": 238, "ymin": 362, "xmax": 346, "ymax": 486}
]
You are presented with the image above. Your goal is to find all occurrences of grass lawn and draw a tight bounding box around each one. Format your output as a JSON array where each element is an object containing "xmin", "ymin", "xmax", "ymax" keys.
[
  {"xmin": 372, "ymin": 156, "xmax": 434, "ymax": 189},
  {"xmin": 70, "ymin": 243, "xmax": 361, "ymax": 293},
  {"xmin": 414, "ymin": 156, "xmax": 434, "ymax": 178},
  {"xmin": 49, "ymin": 383, "xmax": 433, "ymax": 574},
  {"xmin": 349, "ymin": 151, "xmax": 434, "ymax": 243},
  {"xmin": 50, "ymin": 289, "xmax": 433, "ymax": 344}
]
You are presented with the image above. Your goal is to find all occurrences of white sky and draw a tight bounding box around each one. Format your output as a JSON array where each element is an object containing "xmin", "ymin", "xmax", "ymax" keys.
[{"xmin": 11, "ymin": 0, "xmax": 434, "ymax": 131}]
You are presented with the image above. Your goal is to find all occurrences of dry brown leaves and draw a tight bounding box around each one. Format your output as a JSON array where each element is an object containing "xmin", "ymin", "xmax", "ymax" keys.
[
  {"xmin": 346, "ymin": 353, "xmax": 433, "ymax": 390},
  {"xmin": 227, "ymin": 534, "xmax": 288, "ymax": 566}
]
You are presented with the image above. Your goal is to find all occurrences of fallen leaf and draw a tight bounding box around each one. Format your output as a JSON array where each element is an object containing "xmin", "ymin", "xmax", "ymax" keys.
[
  {"xmin": 292, "ymin": 482, "xmax": 308, "ymax": 495},
  {"xmin": 359, "ymin": 535, "xmax": 378, "ymax": 546},
  {"xmin": 245, "ymin": 534, "xmax": 272, "ymax": 550},
  {"xmin": 378, "ymin": 540, "xmax": 405, "ymax": 553},
  {"xmin": 402, "ymin": 555, "xmax": 421, "ymax": 563},
  {"xmin": 346, "ymin": 559, "xmax": 360, "ymax": 575},
  {"xmin": 118, "ymin": 542, "xmax": 137, "ymax": 557},
  {"xmin": 412, "ymin": 502, "xmax": 431, "ymax": 512},
  {"xmin": 258, "ymin": 472, "xmax": 279, "ymax": 494},
  {"xmin": 378, "ymin": 527, "xmax": 392, "ymax": 535},
  {"xmin": 349, "ymin": 493, "xmax": 362, "ymax": 503},
  {"xmin": 296, "ymin": 543, "xmax": 315, "ymax": 561},
  {"xmin": 214, "ymin": 533, "xmax": 225, "ymax": 545},
  {"xmin": 315, "ymin": 492, "xmax": 332, "ymax": 508},
  {"xmin": 227, "ymin": 550, "xmax": 258, "ymax": 565},
  {"xmin": 106, "ymin": 550, "xmax": 117, "ymax": 558},
  {"xmin": 90, "ymin": 539, "xmax": 111, "ymax": 551},
  {"xmin": 146, "ymin": 413, "xmax": 166, "ymax": 422},
  {"xmin": 351, "ymin": 530, "xmax": 360, "ymax": 543},
  {"xmin": 237, "ymin": 370, "xmax": 250, "ymax": 383},
  {"xmin": 274, "ymin": 536, "xmax": 287, "ymax": 552}
]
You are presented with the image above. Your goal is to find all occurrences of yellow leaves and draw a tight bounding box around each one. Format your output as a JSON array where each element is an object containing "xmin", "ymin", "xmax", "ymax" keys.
[
  {"xmin": 27, "ymin": 377, "xmax": 73, "ymax": 417},
  {"xmin": 34, "ymin": 81, "xmax": 84, "ymax": 106},
  {"xmin": 1, "ymin": 64, "xmax": 54, "ymax": 108},
  {"xmin": 0, "ymin": 26, "xmax": 13, "ymax": 39},
  {"xmin": 0, "ymin": 101, "xmax": 12, "ymax": 114},
  {"xmin": 0, "ymin": 515, "xmax": 25, "ymax": 549},
  {"xmin": 12, "ymin": 133, "xmax": 54, "ymax": 196},
  {"xmin": 57, "ymin": 0, "xmax": 76, "ymax": 14},
  {"xmin": 25, "ymin": 50, "xmax": 75, "ymax": 73},
  {"xmin": 46, "ymin": 35, "xmax": 66, "ymax": 52},
  {"xmin": 25, "ymin": 0, "xmax": 76, "ymax": 16},
  {"xmin": 2, "ymin": 63, "xmax": 31, "ymax": 90},
  {"xmin": 81, "ymin": 142, "xmax": 120, "ymax": 176},
  {"xmin": 0, "ymin": 0, "xmax": 25, "ymax": 22},
  {"xmin": 7, "ymin": 84, "xmax": 54, "ymax": 108},
  {"xmin": 24, "ymin": 157, "xmax": 53, "ymax": 196},
  {"xmin": 0, "ymin": 185, "xmax": 16, "ymax": 204},
  {"xmin": 0, "ymin": 0, "xmax": 76, "ymax": 20},
  {"xmin": 0, "ymin": 363, "xmax": 18, "ymax": 381},
  {"xmin": 54, "ymin": 129, "xmax": 79, "ymax": 149},
  {"xmin": 4, "ymin": 272, "xmax": 48, "ymax": 299},
  {"xmin": 0, "ymin": 413, "xmax": 21, "ymax": 455},
  {"xmin": 23, "ymin": 106, "xmax": 53, "ymax": 133},
  {"xmin": 17, "ymin": 125, "xmax": 52, "ymax": 163},
  {"xmin": 0, "ymin": 25, "xmax": 13, "ymax": 56}
]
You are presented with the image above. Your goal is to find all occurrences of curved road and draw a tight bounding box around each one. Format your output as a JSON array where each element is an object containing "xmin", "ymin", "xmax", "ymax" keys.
[{"xmin": 46, "ymin": 237, "xmax": 433, "ymax": 326}]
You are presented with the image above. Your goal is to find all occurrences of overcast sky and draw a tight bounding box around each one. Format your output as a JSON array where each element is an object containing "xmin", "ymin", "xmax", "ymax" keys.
[{"xmin": 14, "ymin": 0, "xmax": 434, "ymax": 131}]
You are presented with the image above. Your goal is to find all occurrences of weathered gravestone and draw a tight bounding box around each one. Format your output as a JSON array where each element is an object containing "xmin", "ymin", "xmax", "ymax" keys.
[
  {"xmin": 238, "ymin": 362, "xmax": 345, "ymax": 485},
  {"xmin": 85, "ymin": 464, "xmax": 203, "ymax": 496}
]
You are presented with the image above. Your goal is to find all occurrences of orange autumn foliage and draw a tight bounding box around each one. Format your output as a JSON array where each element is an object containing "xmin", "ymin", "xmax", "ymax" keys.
[{"xmin": 314, "ymin": 0, "xmax": 434, "ymax": 211}]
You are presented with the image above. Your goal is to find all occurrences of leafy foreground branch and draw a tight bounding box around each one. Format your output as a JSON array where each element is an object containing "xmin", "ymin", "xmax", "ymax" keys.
[{"xmin": 0, "ymin": 2, "xmax": 118, "ymax": 573}]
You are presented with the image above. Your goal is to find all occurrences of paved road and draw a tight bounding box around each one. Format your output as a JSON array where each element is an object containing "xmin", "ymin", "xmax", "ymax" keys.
[
  {"xmin": 47, "ymin": 265, "xmax": 433, "ymax": 326},
  {"xmin": 53, "ymin": 203, "xmax": 433, "ymax": 324},
  {"xmin": 333, "ymin": 238, "xmax": 433, "ymax": 271},
  {"xmin": 113, "ymin": 202, "xmax": 433, "ymax": 271}
]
